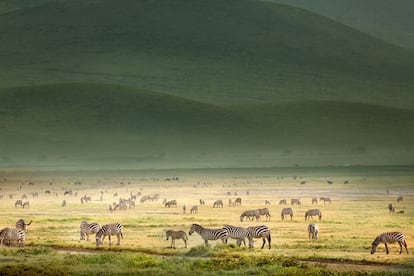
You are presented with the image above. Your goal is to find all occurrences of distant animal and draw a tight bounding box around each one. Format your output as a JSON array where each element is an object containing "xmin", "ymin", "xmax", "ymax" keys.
[
  {"xmin": 165, "ymin": 200, "xmax": 177, "ymax": 208},
  {"xmin": 14, "ymin": 200, "xmax": 23, "ymax": 208},
  {"xmin": 319, "ymin": 197, "xmax": 332, "ymax": 204},
  {"xmin": 371, "ymin": 232, "xmax": 408, "ymax": 255},
  {"xmin": 166, "ymin": 230, "xmax": 188, "ymax": 249},
  {"xmin": 22, "ymin": 201, "xmax": 30, "ymax": 208},
  {"xmin": 265, "ymin": 200, "xmax": 271, "ymax": 206},
  {"xmin": 62, "ymin": 200, "xmax": 67, "ymax": 207},
  {"xmin": 305, "ymin": 209, "xmax": 322, "ymax": 221},
  {"xmin": 213, "ymin": 200, "xmax": 223, "ymax": 208},
  {"xmin": 234, "ymin": 197, "xmax": 242, "ymax": 206},
  {"xmin": 307, "ymin": 223, "xmax": 319, "ymax": 241},
  {"xmin": 257, "ymin": 208, "xmax": 271, "ymax": 221},
  {"xmin": 397, "ymin": 196, "xmax": 403, "ymax": 203},
  {"xmin": 312, "ymin": 197, "xmax": 318, "ymax": 205},
  {"xmin": 190, "ymin": 205, "xmax": 198, "ymax": 214},
  {"xmin": 291, "ymin": 198, "xmax": 301, "ymax": 205},
  {"xmin": 240, "ymin": 210, "xmax": 260, "ymax": 222},
  {"xmin": 281, "ymin": 207, "xmax": 293, "ymax": 221},
  {"xmin": 279, "ymin": 199, "xmax": 287, "ymax": 205}
]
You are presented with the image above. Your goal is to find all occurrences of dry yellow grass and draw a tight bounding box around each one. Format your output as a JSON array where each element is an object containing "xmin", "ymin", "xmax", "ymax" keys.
[{"xmin": 0, "ymin": 168, "xmax": 413, "ymax": 266}]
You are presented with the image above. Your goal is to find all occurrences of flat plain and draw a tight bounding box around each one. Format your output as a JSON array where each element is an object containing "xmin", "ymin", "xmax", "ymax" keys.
[{"xmin": 0, "ymin": 167, "xmax": 413, "ymax": 275}]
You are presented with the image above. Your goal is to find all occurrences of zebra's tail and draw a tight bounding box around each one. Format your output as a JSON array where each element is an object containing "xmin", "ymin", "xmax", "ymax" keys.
[{"xmin": 26, "ymin": 220, "xmax": 32, "ymax": 226}]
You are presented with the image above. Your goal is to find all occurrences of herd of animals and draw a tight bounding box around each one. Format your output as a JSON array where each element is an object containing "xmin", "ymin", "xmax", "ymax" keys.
[{"xmin": 0, "ymin": 179, "xmax": 409, "ymax": 256}]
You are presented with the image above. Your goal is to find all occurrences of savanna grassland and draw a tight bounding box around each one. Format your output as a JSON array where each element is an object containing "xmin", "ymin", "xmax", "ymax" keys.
[{"xmin": 0, "ymin": 166, "xmax": 413, "ymax": 275}]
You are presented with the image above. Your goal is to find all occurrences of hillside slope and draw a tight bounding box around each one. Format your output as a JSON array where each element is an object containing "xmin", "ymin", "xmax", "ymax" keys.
[
  {"xmin": 1, "ymin": 83, "xmax": 413, "ymax": 169},
  {"xmin": 0, "ymin": 0, "xmax": 413, "ymax": 107}
]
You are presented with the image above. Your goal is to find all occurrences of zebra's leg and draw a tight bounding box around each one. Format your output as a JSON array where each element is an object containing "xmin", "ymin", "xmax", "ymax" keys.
[
  {"xmin": 261, "ymin": 237, "xmax": 266, "ymax": 249},
  {"xmin": 117, "ymin": 234, "xmax": 121, "ymax": 245},
  {"xmin": 204, "ymin": 239, "xmax": 208, "ymax": 246},
  {"xmin": 183, "ymin": 238, "xmax": 187, "ymax": 248},
  {"xmin": 403, "ymin": 240, "xmax": 409, "ymax": 254},
  {"xmin": 267, "ymin": 235, "xmax": 271, "ymax": 249},
  {"xmin": 398, "ymin": 241, "xmax": 403, "ymax": 254},
  {"xmin": 108, "ymin": 235, "xmax": 111, "ymax": 246},
  {"xmin": 384, "ymin": 242, "xmax": 389, "ymax": 254}
]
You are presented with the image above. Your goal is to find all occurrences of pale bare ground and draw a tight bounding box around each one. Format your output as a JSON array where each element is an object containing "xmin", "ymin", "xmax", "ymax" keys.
[{"xmin": 0, "ymin": 168, "xmax": 413, "ymax": 272}]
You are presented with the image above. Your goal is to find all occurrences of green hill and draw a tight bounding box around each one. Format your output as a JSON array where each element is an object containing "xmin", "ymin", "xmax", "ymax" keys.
[
  {"xmin": 0, "ymin": 0, "xmax": 413, "ymax": 108},
  {"xmin": 1, "ymin": 83, "xmax": 413, "ymax": 169},
  {"xmin": 267, "ymin": 0, "xmax": 414, "ymax": 49}
]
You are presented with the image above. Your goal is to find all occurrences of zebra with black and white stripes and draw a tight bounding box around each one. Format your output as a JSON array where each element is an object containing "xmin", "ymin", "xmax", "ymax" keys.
[
  {"xmin": 16, "ymin": 219, "xmax": 32, "ymax": 233},
  {"xmin": 80, "ymin": 221, "xmax": 101, "ymax": 241},
  {"xmin": 95, "ymin": 223, "xmax": 123, "ymax": 246},
  {"xmin": 223, "ymin": 225, "xmax": 252, "ymax": 247},
  {"xmin": 246, "ymin": 225, "xmax": 271, "ymax": 249},
  {"xmin": 0, "ymin": 227, "xmax": 25, "ymax": 247},
  {"xmin": 188, "ymin": 223, "xmax": 228, "ymax": 246},
  {"xmin": 371, "ymin": 232, "xmax": 408, "ymax": 255},
  {"xmin": 307, "ymin": 223, "xmax": 319, "ymax": 241}
]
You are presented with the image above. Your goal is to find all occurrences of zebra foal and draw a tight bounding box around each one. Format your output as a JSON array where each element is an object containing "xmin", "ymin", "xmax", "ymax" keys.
[
  {"xmin": 0, "ymin": 227, "xmax": 25, "ymax": 247},
  {"xmin": 246, "ymin": 225, "xmax": 271, "ymax": 249},
  {"xmin": 189, "ymin": 223, "xmax": 228, "ymax": 246},
  {"xmin": 95, "ymin": 223, "xmax": 123, "ymax": 246},
  {"xmin": 307, "ymin": 223, "xmax": 319, "ymax": 241},
  {"xmin": 80, "ymin": 221, "xmax": 101, "ymax": 241},
  {"xmin": 166, "ymin": 230, "xmax": 188, "ymax": 249},
  {"xmin": 371, "ymin": 232, "xmax": 408, "ymax": 255}
]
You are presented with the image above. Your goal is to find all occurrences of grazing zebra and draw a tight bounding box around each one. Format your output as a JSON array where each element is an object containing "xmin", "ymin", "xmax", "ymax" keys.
[
  {"xmin": 80, "ymin": 221, "xmax": 101, "ymax": 241},
  {"xmin": 305, "ymin": 209, "xmax": 322, "ymax": 221},
  {"xmin": 0, "ymin": 227, "xmax": 25, "ymax": 247},
  {"xmin": 312, "ymin": 197, "xmax": 318, "ymax": 205},
  {"xmin": 246, "ymin": 225, "xmax": 271, "ymax": 249},
  {"xmin": 397, "ymin": 196, "xmax": 403, "ymax": 203},
  {"xmin": 213, "ymin": 200, "xmax": 223, "ymax": 208},
  {"xmin": 265, "ymin": 200, "xmax": 271, "ymax": 206},
  {"xmin": 190, "ymin": 205, "xmax": 198, "ymax": 214},
  {"xmin": 223, "ymin": 225, "xmax": 252, "ymax": 247},
  {"xmin": 371, "ymin": 232, "xmax": 408, "ymax": 255},
  {"xmin": 188, "ymin": 223, "xmax": 228, "ymax": 246},
  {"xmin": 23, "ymin": 201, "xmax": 30, "ymax": 208},
  {"xmin": 240, "ymin": 210, "xmax": 260, "ymax": 222},
  {"xmin": 15, "ymin": 199, "xmax": 23, "ymax": 208},
  {"xmin": 388, "ymin": 203, "xmax": 395, "ymax": 213},
  {"xmin": 257, "ymin": 208, "xmax": 271, "ymax": 221},
  {"xmin": 319, "ymin": 197, "xmax": 332, "ymax": 204},
  {"xmin": 165, "ymin": 200, "xmax": 177, "ymax": 208},
  {"xmin": 62, "ymin": 200, "xmax": 67, "ymax": 207},
  {"xmin": 95, "ymin": 223, "xmax": 123, "ymax": 246},
  {"xmin": 16, "ymin": 219, "xmax": 32, "ymax": 233},
  {"xmin": 281, "ymin": 207, "xmax": 293, "ymax": 221},
  {"xmin": 291, "ymin": 198, "xmax": 301, "ymax": 205},
  {"xmin": 199, "ymin": 199, "xmax": 205, "ymax": 205},
  {"xmin": 166, "ymin": 230, "xmax": 188, "ymax": 249},
  {"xmin": 234, "ymin": 197, "xmax": 242, "ymax": 206},
  {"xmin": 279, "ymin": 199, "xmax": 287, "ymax": 205},
  {"xmin": 307, "ymin": 223, "xmax": 319, "ymax": 241}
]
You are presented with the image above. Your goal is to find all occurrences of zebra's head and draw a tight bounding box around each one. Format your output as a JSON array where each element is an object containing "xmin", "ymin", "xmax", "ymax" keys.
[
  {"xmin": 95, "ymin": 230, "xmax": 104, "ymax": 246},
  {"xmin": 189, "ymin": 224, "xmax": 196, "ymax": 235},
  {"xmin": 370, "ymin": 237, "xmax": 380, "ymax": 254}
]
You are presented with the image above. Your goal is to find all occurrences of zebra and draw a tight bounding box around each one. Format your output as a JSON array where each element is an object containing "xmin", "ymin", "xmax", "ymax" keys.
[
  {"xmin": 319, "ymin": 197, "xmax": 332, "ymax": 204},
  {"xmin": 240, "ymin": 210, "xmax": 260, "ymax": 222},
  {"xmin": 246, "ymin": 225, "xmax": 271, "ymax": 249},
  {"xmin": 95, "ymin": 223, "xmax": 123, "ymax": 246},
  {"xmin": 213, "ymin": 200, "xmax": 223, "ymax": 208},
  {"xmin": 15, "ymin": 199, "xmax": 23, "ymax": 208},
  {"xmin": 188, "ymin": 223, "xmax": 228, "ymax": 246},
  {"xmin": 190, "ymin": 205, "xmax": 198, "ymax": 214},
  {"xmin": 223, "ymin": 225, "xmax": 252, "ymax": 248},
  {"xmin": 281, "ymin": 207, "xmax": 293, "ymax": 221},
  {"xmin": 291, "ymin": 198, "xmax": 301, "ymax": 205},
  {"xmin": 80, "ymin": 221, "xmax": 101, "ymax": 241},
  {"xmin": 305, "ymin": 209, "xmax": 322, "ymax": 221},
  {"xmin": 312, "ymin": 197, "xmax": 318, "ymax": 205},
  {"xmin": 265, "ymin": 200, "xmax": 271, "ymax": 206},
  {"xmin": 234, "ymin": 197, "xmax": 242, "ymax": 206},
  {"xmin": 23, "ymin": 201, "xmax": 30, "ymax": 208},
  {"xmin": 16, "ymin": 219, "xmax": 32, "ymax": 233},
  {"xmin": 371, "ymin": 232, "xmax": 408, "ymax": 255},
  {"xmin": 62, "ymin": 200, "xmax": 67, "ymax": 207},
  {"xmin": 307, "ymin": 223, "xmax": 319, "ymax": 241},
  {"xmin": 165, "ymin": 200, "xmax": 177, "ymax": 208},
  {"xmin": 257, "ymin": 208, "xmax": 271, "ymax": 221},
  {"xmin": 388, "ymin": 203, "xmax": 395, "ymax": 213},
  {"xmin": 279, "ymin": 199, "xmax": 287, "ymax": 205},
  {"xmin": 0, "ymin": 227, "xmax": 25, "ymax": 247},
  {"xmin": 397, "ymin": 196, "xmax": 403, "ymax": 203},
  {"xmin": 166, "ymin": 230, "xmax": 188, "ymax": 249}
]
